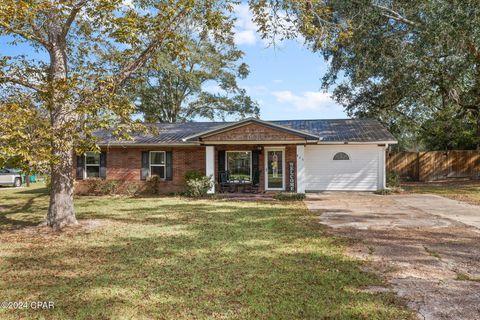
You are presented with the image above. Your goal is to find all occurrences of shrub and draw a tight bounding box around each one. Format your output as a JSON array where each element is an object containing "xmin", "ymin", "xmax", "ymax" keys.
[
  {"xmin": 184, "ymin": 170, "xmax": 204, "ymax": 181},
  {"xmin": 125, "ymin": 184, "xmax": 139, "ymax": 197},
  {"xmin": 81, "ymin": 179, "xmax": 119, "ymax": 195},
  {"xmin": 273, "ymin": 193, "xmax": 306, "ymax": 201},
  {"xmin": 146, "ymin": 176, "xmax": 161, "ymax": 194},
  {"xmin": 387, "ymin": 171, "xmax": 401, "ymax": 188},
  {"xmin": 85, "ymin": 178, "xmax": 103, "ymax": 195},
  {"xmin": 185, "ymin": 174, "xmax": 213, "ymax": 198},
  {"xmin": 103, "ymin": 180, "xmax": 118, "ymax": 195}
]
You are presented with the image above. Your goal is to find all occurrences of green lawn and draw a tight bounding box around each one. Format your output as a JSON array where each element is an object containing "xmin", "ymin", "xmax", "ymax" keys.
[
  {"xmin": 0, "ymin": 184, "xmax": 412, "ymax": 319},
  {"xmin": 402, "ymin": 181, "xmax": 480, "ymax": 206}
]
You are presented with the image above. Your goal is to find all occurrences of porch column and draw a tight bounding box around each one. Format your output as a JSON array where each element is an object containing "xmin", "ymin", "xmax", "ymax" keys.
[
  {"xmin": 296, "ymin": 145, "xmax": 306, "ymax": 193},
  {"xmin": 206, "ymin": 145, "xmax": 215, "ymax": 194}
]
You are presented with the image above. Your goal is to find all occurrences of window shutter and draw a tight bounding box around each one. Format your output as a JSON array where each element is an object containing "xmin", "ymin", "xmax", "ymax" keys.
[
  {"xmin": 217, "ymin": 150, "xmax": 225, "ymax": 182},
  {"xmin": 252, "ymin": 150, "xmax": 260, "ymax": 184},
  {"xmin": 141, "ymin": 151, "xmax": 150, "ymax": 180},
  {"xmin": 165, "ymin": 151, "xmax": 173, "ymax": 181},
  {"xmin": 76, "ymin": 155, "xmax": 85, "ymax": 180},
  {"xmin": 99, "ymin": 151, "xmax": 107, "ymax": 179}
]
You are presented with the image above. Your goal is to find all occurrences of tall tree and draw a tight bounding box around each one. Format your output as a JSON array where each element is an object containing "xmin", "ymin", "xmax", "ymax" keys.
[
  {"xmin": 0, "ymin": 0, "xmax": 237, "ymax": 229},
  {"xmin": 132, "ymin": 23, "xmax": 259, "ymax": 123},
  {"xmin": 251, "ymin": 0, "xmax": 480, "ymax": 150}
]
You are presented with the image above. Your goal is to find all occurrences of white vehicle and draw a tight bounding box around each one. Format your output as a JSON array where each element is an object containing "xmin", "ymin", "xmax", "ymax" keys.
[{"xmin": 0, "ymin": 168, "xmax": 22, "ymax": 187}]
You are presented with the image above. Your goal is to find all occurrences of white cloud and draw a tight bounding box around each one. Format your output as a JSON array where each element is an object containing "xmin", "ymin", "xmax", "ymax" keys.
[
  {"xmin": 271, "ymin": 90, "xmax": 342, "ymax": 111},
  {"xmin": 233, "ymin": 4, "xmax": 260, "ymax": 46},
  {"xmin": 234, "ymin": 30, "xmax": 257, "ymax": 45},
  {"xmin": 273, "ymin": 79, "xmax": 283, "ymax": 84},
  {"xmin": 204, "ymin": 84, "xmax": 223, "ymax": 94}
]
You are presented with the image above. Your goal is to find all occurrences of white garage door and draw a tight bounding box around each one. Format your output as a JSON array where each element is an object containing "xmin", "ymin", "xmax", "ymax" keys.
[{"xmin": 304, "ymin": 145, "xmax": 381, "ymax": 191}]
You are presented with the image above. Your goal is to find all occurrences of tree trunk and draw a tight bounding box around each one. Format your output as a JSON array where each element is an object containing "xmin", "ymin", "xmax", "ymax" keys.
[
  {"xmin": 47, "ymin": 148, "xmax": 77, "ymax": 229},
  {"xmin": 45, "ymin": 12, "xmax": 77, "ymax": 229}
]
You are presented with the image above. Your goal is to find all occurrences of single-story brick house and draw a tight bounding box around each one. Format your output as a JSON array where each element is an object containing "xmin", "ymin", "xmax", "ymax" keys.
[{"xmin": 74, "ymin": 118, "xmax": 397, "ymax": 194}]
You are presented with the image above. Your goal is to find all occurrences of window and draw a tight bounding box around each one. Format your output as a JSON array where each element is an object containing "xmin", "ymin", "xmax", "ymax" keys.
[
  {"xmin": 226, "ymin": 151, "xmax": 251, "ymax": 181},
  {"xmin": 150, "ymin": 151, "xmax": 166, "ymax": 179},
  {"xmin": 333, "ymin": 152, "xmax": 350, "ymax": 161},
  {"xmin": 85, "ymin": 152, "xmax": 100, "ymax": 178}
]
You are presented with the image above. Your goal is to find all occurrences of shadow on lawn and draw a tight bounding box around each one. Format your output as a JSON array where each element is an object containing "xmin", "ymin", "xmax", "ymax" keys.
[
  {"xmin": 1, "ymin": 198, "xmax": 412, "ymax": 319},
  {"xmin": 0, "ymin": 193, "xmax": 47, "ymax": 229}
]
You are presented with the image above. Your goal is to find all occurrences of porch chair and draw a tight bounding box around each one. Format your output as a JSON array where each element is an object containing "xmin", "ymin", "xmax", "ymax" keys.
[{"xmin": 218, "ymin": 171, "xmax": 230, "ymax": 193}]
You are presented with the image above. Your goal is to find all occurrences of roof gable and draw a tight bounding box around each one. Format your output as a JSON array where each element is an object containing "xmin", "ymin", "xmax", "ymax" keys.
[{"xmin": 183, "ymin": 118, "xmax": 318, "ymax": 142}]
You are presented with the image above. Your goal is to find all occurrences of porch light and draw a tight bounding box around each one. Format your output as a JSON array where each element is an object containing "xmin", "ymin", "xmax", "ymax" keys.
[{"xmin": 255, "ymin": 146, "xmax": 263, "ymax": 152}]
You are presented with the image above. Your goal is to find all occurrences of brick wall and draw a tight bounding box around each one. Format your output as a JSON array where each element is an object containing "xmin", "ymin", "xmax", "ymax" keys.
[
  {"xmin": 74, "ymin": 144, "xmax": 298, "ymax": 194},
  {"xmin": 75, "ymin": 146, "xmax": 205, "ymax": 194}
]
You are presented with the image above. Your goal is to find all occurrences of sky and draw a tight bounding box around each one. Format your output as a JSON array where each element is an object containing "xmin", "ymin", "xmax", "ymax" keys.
[
  {"xmin": 230, "ymin": 4, "xmax": 347, "ymax": 121},
  {"xmin": 0, "ymin": 3, "xmax": 348, "ymax": 121}
]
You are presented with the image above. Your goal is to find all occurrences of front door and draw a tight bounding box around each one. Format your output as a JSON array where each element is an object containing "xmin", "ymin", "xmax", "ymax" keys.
[{"xmin": 265, "ymin": 148, "xmax": 285, "ymax": 190}]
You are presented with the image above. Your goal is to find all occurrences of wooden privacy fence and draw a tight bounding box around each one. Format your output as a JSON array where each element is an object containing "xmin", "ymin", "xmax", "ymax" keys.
[{"xmin": 387, "ymin": 150, "xmax": 480, "ymax": 182}]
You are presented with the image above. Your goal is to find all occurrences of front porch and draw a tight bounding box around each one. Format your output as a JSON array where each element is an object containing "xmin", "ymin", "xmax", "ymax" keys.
[
  {"xmin": 182, "ymin": 118, "xmax": 315, "ymax": 194},
  {"xmin": 205, "ymin": 144, "xmax": 304, "ymax": 194}
]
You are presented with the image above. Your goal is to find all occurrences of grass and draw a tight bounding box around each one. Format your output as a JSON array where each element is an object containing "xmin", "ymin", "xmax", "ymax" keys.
[
  {"xmin": 456, "ymin": 272, "xmax": 480, "ymax": 282},
  {"xmin": 402, "ymin": 181, "xmax": 480, "ymax": 206},
  {"xmin": 0, "ymin": 184, "xmax": 412, "ymax": 319},
  {"xmin": 423, "ymin": 246, "xmax": 441, "ymax": 259}
]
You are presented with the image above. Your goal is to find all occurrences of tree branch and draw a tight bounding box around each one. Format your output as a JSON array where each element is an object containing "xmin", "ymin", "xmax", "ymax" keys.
[
  {"xmin": 62, "ymin": 1, "xmax": 87, "ymax": 39},
  {"xmin": 0, "ymin": 75, "xmax": 45, "ymax": 92},
  {"xmin": 371, "ymin": 3, "xmax": 418, "ymax": 27},
  {"xmin": 0, "ymin": 21, "xmax": 50, "ymax": 49},
  {"xmin": 112, "ymin": 6, "xmax": 190, "ymax": 88},
  {"xmin": 348, "ymin": 1, "xmax": 417, "ymax": 27}
]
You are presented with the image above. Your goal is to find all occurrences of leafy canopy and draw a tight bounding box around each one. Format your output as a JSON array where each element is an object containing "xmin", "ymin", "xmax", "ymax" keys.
[
  {"xmin": 0, "ymin": 0, "xmax": 239, "ymax": 171},
  {"xmin": 250, "ymin": 0, "xmax": 480, "ymax": 150},
  {"xmin": 131, "ymin": 21, "xmax": 259, "ymax": 123}
]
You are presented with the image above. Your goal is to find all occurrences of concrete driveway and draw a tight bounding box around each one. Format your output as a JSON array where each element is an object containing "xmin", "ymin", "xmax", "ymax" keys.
[{"xmin": 305, "ymin": 193, "xmax": 480, "ymax": 320}]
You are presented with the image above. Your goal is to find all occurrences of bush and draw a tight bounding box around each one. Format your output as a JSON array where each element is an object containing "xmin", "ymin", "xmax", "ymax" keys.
[
  {"xmin": 387, "ymin": 171, "xmax": 401, "ymax": 188},
  {"xmin": 273, "ymin": 193, "xmax": 306, "ymax": 201},
  {"xmin": 81, "ymin": 179, "xmax": 119, "ymax": 195},
  {"xmin": 146, "ymin": 176, "xmax": 161, "ymax": 194},
  {"xmin": 184, "ymin": 172, "xmax": 213, "ymax": 198},
  {"xmin": 103, "ymin": 180, "xmax": 118, "ymax": 195},
  {"xmin": 85, "ymin": 178, "xmax": 103, "ymax": 195},
  {"xmin": 184, "ymin": 170, "xmax": 204, "ymax": 181},
  {"xmin": 125, "ymin": 184, "xmax": 139, "ymax": 197}
]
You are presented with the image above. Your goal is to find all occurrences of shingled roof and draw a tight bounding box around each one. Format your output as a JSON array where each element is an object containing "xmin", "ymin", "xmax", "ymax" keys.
[{"xmin": 96, "ymin": 118, "xmax": 396, "ymax": 145}]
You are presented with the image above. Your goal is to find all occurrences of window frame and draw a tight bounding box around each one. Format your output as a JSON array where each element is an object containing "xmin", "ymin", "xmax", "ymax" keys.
[
  {"xmin": 149, "ymin": 151, "xmax": 166, "ymax": 179},
  {"xmin": 84, "ymin": 152, "xmax": 101, "ymax": 179},
  {"xmin": 333, "ymin": 152, "xmax": 350, "ymax": 161},
  {"xmin": 225, "ymin": 150, "xmax": 252, "ymax": 182}
]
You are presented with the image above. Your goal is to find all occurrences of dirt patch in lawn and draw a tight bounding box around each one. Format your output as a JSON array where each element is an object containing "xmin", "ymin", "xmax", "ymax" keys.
[
  {"xmin": 2, "ymin": 219, "xmax": 107, "ymax": 239},
  {"xmin": 306, "ymin": 194, "xmax": 480, "ymax": 320}
]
